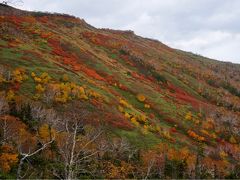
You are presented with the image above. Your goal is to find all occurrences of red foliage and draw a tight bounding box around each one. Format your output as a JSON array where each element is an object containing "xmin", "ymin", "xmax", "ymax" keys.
[
  {"xmin": 120, "ymin": 55, "xmax": 135, "ymax": 66},
  {"xmin": 149, "ymin": 113, "xmax": 155, "ymax": 119},
  {"xmin": 8, "ymin": 16, "xmax": 22, "ymax": 26},
  {"xmin": 48, "ymin": 38, "xmax": 105, "ymax": 81},
  {"xmin": 131, "ymin": 72, "xmax": 146, "ymax": 81},
  {"xmin": 105, "ymin": 113, "xmax": 134, "ymax": 130},
  {"xmin": 170, "ymin": 127, "xmax": 177, "ymax": 133},
  {"xmin": 216, "ymin": 138, "xmax": 225, "ymax": 144},
  {"xmin": 147, "ymin": 76, "xmax": 155, "ymax": 82},
  {"xmin": 11, "ymin": 83, "xmax": 21, "ymax": 91},
  {"xmin": 80, "ymin": 65, "xmax": 105, "ymax": 81},
  {"xmin": 90, "ymin": 99, "xmax": 103, "ymax": 110},
  {"xmin": 40, "ymin": 32, "xmax": 52, "ymax": 39},
  {"xmin": 105, "ymin": 75, "xmax": 115, "ymax": 84},
  {"xmin": 165, "ymin": 117, "xmax": 176, "ymax": 124},
  {"xmin": 168, "ymin": 83, "xmax": 208, "ymax": 110},
  {"xmin": 48, "ymin": 38, "xmax": 68, "ymax": 57},
  {"xmin": 22, "ymin": 16, "xmax": 36, "ymax": 23},
  {"xmin": 7, "ymin": 16, "xmax": 36, "ymax": 26},
  {"xmin": 8, "ymin": 40, "xmax": 20, "ymax": 48},
  {"xmin": 82, "ymin": 31, "xmax": 126, "ymax": 49},
  {"xmin": 118, "ymin": 84, "xmax": 128, "ymax": 91}
]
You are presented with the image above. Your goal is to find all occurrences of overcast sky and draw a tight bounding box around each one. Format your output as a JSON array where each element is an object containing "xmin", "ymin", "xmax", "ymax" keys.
[{"xmin": 15, "ymin": 0, "xmax": 240, "ymax": 64}]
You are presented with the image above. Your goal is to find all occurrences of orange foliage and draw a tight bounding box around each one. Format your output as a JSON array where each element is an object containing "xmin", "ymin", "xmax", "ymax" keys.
[
  {"xmin": 0, "ymin": 145, "xmax": 18, "ymax": 173},
  {"xmin": 48, "ymin": 38, "xmax": 68, "ymax": 57},
  {"xmin": 105, "ymin": 161, "xmax": 134, "ymax": 179},
  {"xmin": 40, "ymin": 32, "xmax": 53, "ymax": 39},
  {"xmin": 82, "ymin": 31, "xmax": 126, "ymax": 49},
  {"xmin": 7, "ymin": 16, "xmax": 36, "ymax": 26},
  {"xmin": 202, "ymin": 118, "xmax": 215, "ymax": 130},
  {"xmin": 187, "ymin": 130, "xmax": 205, "ymax": 142},
  {"xmin": 202, "ymin": 157, "xmax": 230, "ymax": 177},
  {"xmin": 80, "ymin": 65, "xmax": 105, "ymax": 81},
  {"xmin": 136, "ymin": 93, "xmax": 146, "ymax": 102},
  {"xmin": 48, "ymin": 38, "xmax": 105, "ymax": 81}
]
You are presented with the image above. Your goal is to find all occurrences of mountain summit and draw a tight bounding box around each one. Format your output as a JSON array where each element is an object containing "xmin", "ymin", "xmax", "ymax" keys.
[{"xmin": 0, "ymin": 5, "xmax": 239, "ymax": 179}]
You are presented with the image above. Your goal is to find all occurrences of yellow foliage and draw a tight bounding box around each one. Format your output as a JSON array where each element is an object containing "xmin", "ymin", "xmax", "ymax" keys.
[
  {"xmin": 79, "ymin": 94, "xmax": 88, "ymax": 100},
  {"xmin": 62, "ymin": 74, "xmax": 69, "ymax": 82},
  {"xmin": 229, "ymin": 136, "xmax": 237, "ymax": 144},
  {"xmin": 185, "ymin": 112, "xmax": 192, "ymax": 121},
  {"xmin": 34, "ymin": 77, "xmax": 42, "ymax": 83},
  {"xmin": 54, "ymin": 83, "xmax": 71, "ymax": 103},
  {"xmin": 6, "ymin": 90, "xmax": 15, "ymax": 101},
  {"xmin": 147, "ymin": 124, "xmax": 160, "ymax": 133},
  {"xmin": 200, "ymin": 129, "xmax": 217, "ymax": 139},
  {"xmin": 162, "ymin": 130, "xmax": 172, "ymax": 140},
  {"xmin": 78, "ymin": 86, "xmax": 85, "ymax": 94},
  {"xmin": 0, "ymin": 75, "xmax": 6, "ymax": 83},
  {"xmin": 40, "ymin": 72, "xmax": 51, "ymax": 84},
  {"xmin": 141, "ymin": 125, "xmax": 148, "ymax": 135},
  {"xmin": 33, "ymin": 72, "xmax": 51, "ymax": 84},
  {"xmin": 144, "ymin": 104, "xmax": 150, "ymax": 109},
  {"xmin": 124, "ymin": 112, "xmax": 131, "ymax": 119},
  {"xmin": 35, "ymin": 84, "xmax": 45, "ymax": 93},
  {"xmin": 136, "ymin": 93, "xmax": 146, "ymax": 102},
  {"xmin": 59, "ymin": 83, "xmax": 71, "ymax": 92},
  {"xmin": 88, "ymin": 90, "xmax": 101, "ymax": 99},
  {"xmin": 33, "ymin": 93, "xmax": 41, "ymax": 100},
  {"xmin": 12, "ymin": 68, "xmax": 28, "ymax": 83},
  {"xmin": 219, "ymin": 151, "xmax": 228, "ymax": 159},
  {"xmin": 130, "ymin": 117, "xmax": 139, "ymax": 126},
  {"xmin": 73, "ymin": 86, "xmax": 88, "ymax": 100},
  {"xmin": 118, "ymin": 106, "xmax": 124, "ymax": 112},
  {"xmin": 55, "ymin": 94, "xmax": 68, "ymax": 103},
  {"xmin": 155, "ymin": 125, "xmax": 161, "ymax": 133},
  {"xmin": 137, "ymin": 114, "xmax": 147, "ymax": 124},
  {"xmin": 39, "ymin": 124, "xmax": 55, "ymax": 142},
  {"xmin": 70, "ymin": 82, "xmax": 77, "ymax": 89},
  {"xmin": 31, "ymin": 72, "xmax": 36, "ymax": 77},
  {"xmin": 119, "ymin": 98, "xmax": 131, "ymax": 108}
]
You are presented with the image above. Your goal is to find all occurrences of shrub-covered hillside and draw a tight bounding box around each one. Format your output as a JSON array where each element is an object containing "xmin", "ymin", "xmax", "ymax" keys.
[{"xmin": 0, "ymin": 4, "xmax": 239, "ymax": 179}]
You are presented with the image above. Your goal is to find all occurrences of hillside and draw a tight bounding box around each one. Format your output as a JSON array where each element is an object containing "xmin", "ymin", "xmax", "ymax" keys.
[{"xmin": 0, "ymin": 4, "xmax": 240, "ymax": 179}]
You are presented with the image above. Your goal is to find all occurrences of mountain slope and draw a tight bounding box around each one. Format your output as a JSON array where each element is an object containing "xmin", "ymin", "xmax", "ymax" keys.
[{"xmin": 0, "ymin": 4, "xmax": 239, "ymax": 179}]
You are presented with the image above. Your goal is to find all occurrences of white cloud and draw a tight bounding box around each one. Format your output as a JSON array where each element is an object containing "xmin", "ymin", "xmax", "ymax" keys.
[{"xmin": 15, "ymin": 0, "xmax": 240, "ymax": 64}]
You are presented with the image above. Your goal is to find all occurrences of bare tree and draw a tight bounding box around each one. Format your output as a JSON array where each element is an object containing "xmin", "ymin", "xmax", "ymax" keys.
[
  {"xmin": 0, "ymin": 116, "xmax": 18, "ymax": 145},
  {"xmin": 0, "ymin": 95, "xmax": 9, "ymax": 115},
  {"xmin": 54, "ymin": 106, "xmax": 102, "ymax": 179},
  {"xmin": 17, "ymin": 137, "xmax": 55, "ymax": 180},
  {"xmin": 42, "ymin": 86, "xmax": 57, "ymax": 105},
  {"xmin": 12, "ymin": 102, "xmax": 57, "ymax": 179},
  {"xmin": 29, "ymin": 102, "xmax": 61, "ymax": 128},
  {"xmin": 107, "ymin": 137, "xmax": 136, "ymax": 162}
]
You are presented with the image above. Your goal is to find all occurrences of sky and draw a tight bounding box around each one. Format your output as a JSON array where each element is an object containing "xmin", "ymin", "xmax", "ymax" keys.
[{"xmin": 14, "ymin": 0, "xmax": 240, "ymax": 64}]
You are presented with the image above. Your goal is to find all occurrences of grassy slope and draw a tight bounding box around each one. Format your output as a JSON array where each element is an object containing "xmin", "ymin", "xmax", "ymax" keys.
[{"xmin": 0, "ymin": 5, "xmax": 239, "ymax": 153}]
